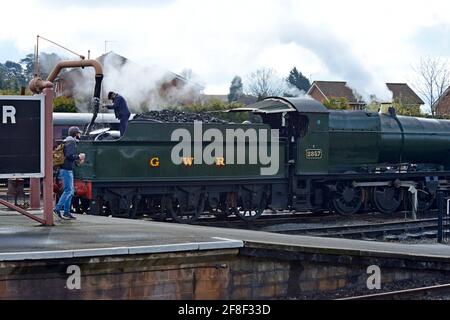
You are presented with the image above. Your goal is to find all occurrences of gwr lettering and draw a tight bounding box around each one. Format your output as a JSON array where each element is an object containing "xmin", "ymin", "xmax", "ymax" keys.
[{"xmin": 2, "ymin": 106, "xmax": 16, "ymax": 124}]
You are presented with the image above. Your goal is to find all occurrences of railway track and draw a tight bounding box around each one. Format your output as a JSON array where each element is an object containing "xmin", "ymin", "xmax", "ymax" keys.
[
  {"xmin": 191, "ymin": 211, "xmax": 336, "ymax": 228},
  {"xmin": 140, "ymin": 210, "xmax": 449, "ymax": 242},
  {"xmin": 337, "ymin": 283, "xmax": 450, "ymax": 300},
  {"xmin": 270, "ymin": 217, "xmax": 450, "ymax": 240},
  {"xmin": 190, "ymin": 210, "xmax": 434, "ymax": 228}
]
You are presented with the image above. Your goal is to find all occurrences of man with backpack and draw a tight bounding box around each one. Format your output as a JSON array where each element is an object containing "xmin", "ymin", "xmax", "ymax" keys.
[{"xmin": 53, "ymin": 126, "xmax": 86, "ymax": 220}]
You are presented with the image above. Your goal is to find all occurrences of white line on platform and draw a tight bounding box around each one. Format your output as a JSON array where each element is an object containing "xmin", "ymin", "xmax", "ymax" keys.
[{"xmin": 0, "ymin": 239, "xmax": 244, "ymax": 261}]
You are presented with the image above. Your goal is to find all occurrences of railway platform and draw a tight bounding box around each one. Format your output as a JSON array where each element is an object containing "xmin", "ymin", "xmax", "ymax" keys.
[{"xmin": 1, "ymin": 209, "xmax": 450, "ymax": 299}]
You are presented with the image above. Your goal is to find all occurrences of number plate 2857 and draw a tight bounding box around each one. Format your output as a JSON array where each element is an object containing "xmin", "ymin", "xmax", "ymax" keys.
[{"xmin": 306, "ymin": 149, "xmax": 322, "ymax": 159}]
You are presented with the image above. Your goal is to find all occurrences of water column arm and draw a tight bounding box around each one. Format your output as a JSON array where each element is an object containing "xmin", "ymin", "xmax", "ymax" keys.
[
  {"xmin": 85, "ymin": 74, "xmax": 104, "ymax": 135},
  {"xmin": 29, "ymin": 59, "xmax": 104, "ymax": 135}
]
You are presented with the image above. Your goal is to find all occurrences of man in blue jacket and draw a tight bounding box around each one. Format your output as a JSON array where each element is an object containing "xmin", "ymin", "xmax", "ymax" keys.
[
  {"xmin": 53, "ymin": 126, "xmax": 86, "ymax": 220},
  {"xmin": 106, "ymin": 91, "xmax": 131, "ymax": 136}
]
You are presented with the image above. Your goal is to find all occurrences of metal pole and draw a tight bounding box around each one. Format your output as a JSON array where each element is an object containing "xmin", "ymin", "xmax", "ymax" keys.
[
  {"xmin": 438, "ymin": 191, "xmax": 443, "ymax": 243},
  {"xmin": 43, "ymin": 88, "xmax": 54, "ymax": 226},
  {"xmin": 29, "ymin": 179, "xmax": 41, "ymax": 209}
]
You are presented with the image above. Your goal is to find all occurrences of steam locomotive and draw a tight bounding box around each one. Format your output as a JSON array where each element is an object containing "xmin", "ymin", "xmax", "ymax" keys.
[{"xmin": 71, "ymin": 96, "xmax": 450, "ymax": 222}]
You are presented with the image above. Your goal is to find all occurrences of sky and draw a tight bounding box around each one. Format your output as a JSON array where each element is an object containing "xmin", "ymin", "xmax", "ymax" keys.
[{"xmin": 2, "ymin": 0, "xmax": 450, "ymax": 98}]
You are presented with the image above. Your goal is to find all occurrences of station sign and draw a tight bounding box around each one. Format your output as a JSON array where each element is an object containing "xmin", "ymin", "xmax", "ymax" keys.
[{"xmin": 0, "ymin": 96, "xmax": 44, "ymax": 178}]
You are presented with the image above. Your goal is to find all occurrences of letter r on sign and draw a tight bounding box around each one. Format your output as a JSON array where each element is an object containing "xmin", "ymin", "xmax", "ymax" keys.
[{"xmin": 2, "ymin": 106, "xmax": 16, "ymax": 124}]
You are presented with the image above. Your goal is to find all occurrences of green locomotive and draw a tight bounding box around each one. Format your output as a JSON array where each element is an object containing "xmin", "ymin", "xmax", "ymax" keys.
[{"xmin": 73, "ymin": 96, "xmax": 450, "ymax": 221}]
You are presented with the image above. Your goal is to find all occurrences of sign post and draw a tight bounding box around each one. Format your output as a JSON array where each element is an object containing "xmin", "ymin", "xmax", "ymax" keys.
[
  {"xmin": 0, "ymin": 94, "xmax": 53, "ymax": 225},
  {"xmin": 43, "ymin": 89, "xmax": 54, "ymax": 226},
  {"xmin": 0, "ymin": 96, "xmax": 44, "ymax": 177}
]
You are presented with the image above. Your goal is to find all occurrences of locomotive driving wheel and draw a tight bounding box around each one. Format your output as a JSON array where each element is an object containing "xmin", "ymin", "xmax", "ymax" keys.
[
  {"xmin": 234, "ymin": 187, "xmax": 269, "ymax": 222},
  {"xmin": 371, "ymin": 186, "xmax": 403, "ymax": 214},
  {"xmin": 146, "ymin": 197, "xmax": 168, "ymax": 221},
  {"xmin": 416, "ymin": 189, "xmax": 435, "ymax": 212},
  {"xmin": 166, "ymin": 191, "xmax": 205, "ymax": 224},
  {"xmin": 331, "ymin": 182, "xmax": 363, "ymax": 216}
]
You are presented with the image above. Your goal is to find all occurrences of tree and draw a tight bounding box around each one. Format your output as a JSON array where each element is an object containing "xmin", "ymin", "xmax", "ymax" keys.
[
  {"xmin": 286, "ymin": 67, "xmax": 311, "ymax": 93},
  {"xmin": 53, "ymin": 96, "xmax": 77, "ymax": 113},
  {"xmin": 366, "ymin": 95, "xmax": 422, "ymax": 116},
  {"xmin": 0, "ymin": 52, "xmax": 64, "ymax": 93},
  {"xmin": 246, "ymin": 68, "xmax": 285, "ymax": 100},
  {"xmin": 323, "ymin": 97, "xmax": 351, "ymax": 110},
  {"xmin": 393, "ymin": 102, "xmax": 421, "ymax": 117},
  {"xmin": 228, "ymin": 76, "xmax": 243, "ymax": 102},
  {"xmin": 3, "ymin": 61, "xmax": 26, "ymax": 91},
  {"xmin": 19, "ymin": 52, "xmax": 63, "ymax": 81},
  {"xmin": 412, "ymin": 56, "xmax": 450, "ymax": 116}
]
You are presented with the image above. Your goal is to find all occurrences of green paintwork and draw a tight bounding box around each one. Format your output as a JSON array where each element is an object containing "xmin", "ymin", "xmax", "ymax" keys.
[
  {"xmin": 380, "ymin": 114, "xmax": 450, "ymax": 164},
  {"xmin": 74, "ymin": 122, "xmax": 286, "ymax": 182},
  {"xmin": 324, "ymin": 110, "xmax": 450, "ymax": 173},
  {"xmin": 296, "ymin": 113, "xmax": 329, "ymax": 174},
  {"xmin": 328, "ymin": 111, "xmax": 380, "ymax": 168},
  {"xmin": 75, "ymin": 97, "xmax": 450, "ymax": 182}
]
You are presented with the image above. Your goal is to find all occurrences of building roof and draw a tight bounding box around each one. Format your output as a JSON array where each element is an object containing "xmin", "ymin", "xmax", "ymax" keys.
[
  {"xmin": 386, "ymin": 83, "xmax": 424, "ymax": 105},
  {"xmin": 434, "ymin": 86, "xmax": 450, "ymax": 115},
  {"xmin": 307, "ymin": 81, "xmax": 363, "ymax": 104}
]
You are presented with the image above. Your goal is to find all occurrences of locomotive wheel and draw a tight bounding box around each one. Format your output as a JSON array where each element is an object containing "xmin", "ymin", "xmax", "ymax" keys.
[
  {"xmin": 234, "ymin": 206, "xmax": 265, "ymax": 221},
  {"xmin": 148, "ymin": 197, "xmax": 167, "ymax": 221},
  {"xmin": 234, "ymin": 190, "xmax": 268, "ymax": 222},
  {"xmin": 209, "ymin": 204, "xmax": 234, "ymax": 219},
  {"xmin": 331, "ymin": 182, "xmax": 363, "ymax": 216},
  {"xmin": 90, "ymin": 198, "xmax": 107, "ymax": 216},
  {"xmin": 416, "ymin": 189, "xmax": 435, "ymax": 212},
  {"xmin": 127, "ymin": 196, "xmax": 140, "ymax": 219},
  {"xmin": 371, "ymin": 186, "xmax": 403, "ymax": 214},
  {"xmin": 72, "ymin": 197, "xmax": 89, "ymax": 214},
  {"xmin": 167, "ymin": 194, "xmax": 205, "ymax": 224},
  {"xmin": 208, "ymin": 193, "xmax": 238, "ymax": 219}
]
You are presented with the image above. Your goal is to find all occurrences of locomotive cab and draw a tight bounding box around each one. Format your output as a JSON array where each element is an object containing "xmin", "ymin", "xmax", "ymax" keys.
[{"xmin": 234, "ymin": 97, "xmax": 330, "ymax": 175}]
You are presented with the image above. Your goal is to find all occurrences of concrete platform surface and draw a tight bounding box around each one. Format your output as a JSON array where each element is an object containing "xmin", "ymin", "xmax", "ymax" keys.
[{"xmin": 1, "ymin": 209, "xmax": 450, "ymax": 261}]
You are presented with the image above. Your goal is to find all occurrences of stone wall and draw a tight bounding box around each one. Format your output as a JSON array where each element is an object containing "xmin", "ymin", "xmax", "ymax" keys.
[{"xmin": 1, "ymin": 244, "xmax": 450, "ymax": 299}]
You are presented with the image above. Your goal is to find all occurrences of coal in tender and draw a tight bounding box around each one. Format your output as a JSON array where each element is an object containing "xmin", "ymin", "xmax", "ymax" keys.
[{"xmin": 132, "ymin": 109, "xmax": 229, "ymax": 124}]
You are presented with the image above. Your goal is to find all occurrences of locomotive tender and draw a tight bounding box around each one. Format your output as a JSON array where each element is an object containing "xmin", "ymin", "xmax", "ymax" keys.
[{"xmin": 73, "ymin": 96, "xmax": 450, "ymax": 222}]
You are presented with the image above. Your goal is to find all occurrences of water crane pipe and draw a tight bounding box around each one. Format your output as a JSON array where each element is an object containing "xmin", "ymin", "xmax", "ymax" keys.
[
  {"xmin": 46, "ymin": 59, "xmax": 102, "ymax": 82},
  {"xmin": 28, "ymin": 59, "xmax": 104, "ymax": 135}
]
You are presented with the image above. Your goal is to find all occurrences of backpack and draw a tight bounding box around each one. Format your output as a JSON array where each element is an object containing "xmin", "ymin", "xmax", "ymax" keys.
[{"xmin": 53, "ymin": 143, "xmax": 65, "ymax": 168}]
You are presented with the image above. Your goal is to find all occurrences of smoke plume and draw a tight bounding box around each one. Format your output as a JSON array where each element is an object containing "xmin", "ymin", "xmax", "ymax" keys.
[{"xmin": 70, "ymin": 52, "xmax": 203, "ymax": 112}]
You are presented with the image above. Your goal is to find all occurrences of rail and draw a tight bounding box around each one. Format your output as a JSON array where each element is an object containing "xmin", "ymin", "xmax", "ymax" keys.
[
  {"xmin": 337, "ymin": 283, "xmax": 450, "ymax": 300},
  {"xmin": 273, "ymin": 217, "xmax": 450, "ymax": 239}
]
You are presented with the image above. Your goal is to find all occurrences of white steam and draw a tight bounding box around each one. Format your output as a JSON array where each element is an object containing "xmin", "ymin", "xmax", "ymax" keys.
[{"xmin": 70, "ymin": 53, "xmax": 203, "ymax": 112}]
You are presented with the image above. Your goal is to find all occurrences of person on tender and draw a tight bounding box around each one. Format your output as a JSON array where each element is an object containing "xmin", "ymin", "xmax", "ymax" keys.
[
  {"xmin": 53, "ymin": 126, "xmax": 85, "ymax": 220},
  {"xmin": 105, "ymin": 91, "xmax": 131, "ymax": 136}
]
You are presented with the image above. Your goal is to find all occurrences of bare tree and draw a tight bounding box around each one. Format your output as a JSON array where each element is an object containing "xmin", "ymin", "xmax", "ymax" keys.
[
  {"xmin": 245, "ymin": 68, "xmax": 286, "ymax": 100},
  {"xmin": 412, "ymin": 56, "xmax": 450, "ymax": 116}
]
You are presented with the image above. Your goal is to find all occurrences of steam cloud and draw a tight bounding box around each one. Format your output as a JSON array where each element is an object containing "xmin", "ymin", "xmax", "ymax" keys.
[{"xmin": 70, "ymin": 53, "xmax": 203, "ymax": 112}]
